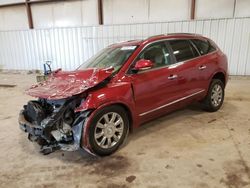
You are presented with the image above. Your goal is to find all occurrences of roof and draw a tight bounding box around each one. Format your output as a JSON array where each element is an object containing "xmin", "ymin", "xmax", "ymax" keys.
[
  {"xmin": 143, "ymin": 33, "xmax": 204, "ymax": 44},
  {"xmin": 109, "ymin": 33, "xmax": 206, "ymax": 48}
]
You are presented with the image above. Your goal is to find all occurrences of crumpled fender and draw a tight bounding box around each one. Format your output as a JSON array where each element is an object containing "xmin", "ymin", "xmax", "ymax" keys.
[{"xmin": 75, "ymin": 82, "xmax": 137, "ymax": 153}]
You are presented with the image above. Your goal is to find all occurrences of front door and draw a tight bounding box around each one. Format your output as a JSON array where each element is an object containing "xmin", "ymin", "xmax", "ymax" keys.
[{"xmin": 128, "ymin": 41, "xmax": 181, "ymax": 122}]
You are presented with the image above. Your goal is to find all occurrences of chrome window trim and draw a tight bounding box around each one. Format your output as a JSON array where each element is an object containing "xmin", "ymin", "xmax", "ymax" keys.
[{"xmin": 139, "ymin": 89, "xmax": 205, "ymax": 117}]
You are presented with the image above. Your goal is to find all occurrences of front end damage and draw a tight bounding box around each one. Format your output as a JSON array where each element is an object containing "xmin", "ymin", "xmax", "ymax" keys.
[
  {"xmin": 18, "ymin": 97, "xmax": 91, "ymax": 155},
  {"xmin": 18, "ymin": 68, "xmax": 113, "ymax": 155}
]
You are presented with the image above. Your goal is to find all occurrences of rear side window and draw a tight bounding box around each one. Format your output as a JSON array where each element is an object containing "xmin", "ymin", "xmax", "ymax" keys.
[
  {"xmin": 168, "ymin": 40, "xmax": 199, "ymax": 62},
  {"xmin": 191, "ymin": 39, "xmax": 216, "ymax": 55}
]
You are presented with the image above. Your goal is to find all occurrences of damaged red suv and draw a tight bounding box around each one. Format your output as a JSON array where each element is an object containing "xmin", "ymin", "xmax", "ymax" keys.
[{"xmin": 19, "ymin": 33, "xmax": 228, "ymax": 156}]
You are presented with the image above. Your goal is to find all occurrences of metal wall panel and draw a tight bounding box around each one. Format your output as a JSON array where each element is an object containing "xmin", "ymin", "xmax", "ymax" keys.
[
  {"xmin": 235, "ymin": 0, "xmax": 250, "ymax": 18},
  {"xmin": 0, "ymin": 5, "xmax": 28, "ymax": 30},
  {"xmin": 149, "ymin": 0, "xmax": 191, "ymax": 22},
  {"xmin": 31, "ymin": 0, "xmax": 99, "ymax": 29},
  {"xmin": 195, "ymin": 0, "xmax": 235, "ymax": 19},
  {"xmin": 0, "ymin": 0, "xmax": 24, "ymax": 5},
  {"xmin": 103, "ymin": 0, "xmax": 149, "ymax": 24},
  {"xmin": 0, "ymin": 17, "xmax": 250, "ymax": 75}
]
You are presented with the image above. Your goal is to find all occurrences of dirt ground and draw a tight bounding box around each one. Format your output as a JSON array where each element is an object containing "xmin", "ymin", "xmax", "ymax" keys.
[{"xmin": 0, "ymin": 73, "xmax": 250, "ymax": 188}]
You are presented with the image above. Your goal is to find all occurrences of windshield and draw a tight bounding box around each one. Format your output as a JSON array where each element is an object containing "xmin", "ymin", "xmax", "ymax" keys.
[{"xmin": 78, "ymin": 46, "xmax": 137, "ymax": 72}]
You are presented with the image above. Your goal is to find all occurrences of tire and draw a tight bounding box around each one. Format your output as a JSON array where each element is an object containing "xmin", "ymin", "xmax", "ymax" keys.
[
  {"xmin": 202, "ymin": 79, "xmax": 225, "ymax": 112},
  {"xmin": 88, "ymin": 105, "xmax": 129, "ymax": 156}
]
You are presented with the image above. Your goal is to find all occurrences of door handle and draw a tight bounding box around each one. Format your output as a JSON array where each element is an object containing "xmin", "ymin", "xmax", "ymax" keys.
[
  {"xmin": 199, "ymin": 65, "xmax": 207, "ymax": 70},
  {"xmin": 168, "ymin": 74, "xmax": 178, "ymax": 80}
]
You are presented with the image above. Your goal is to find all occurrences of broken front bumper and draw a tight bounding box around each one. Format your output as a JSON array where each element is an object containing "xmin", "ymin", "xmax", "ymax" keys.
[
  {"xmin": 19, "ymin": 110, "xmax": 43, "ymax": 137},
  {"xmin": 18, "ymin": 110, "xmax": 89, "ymax": 155}
]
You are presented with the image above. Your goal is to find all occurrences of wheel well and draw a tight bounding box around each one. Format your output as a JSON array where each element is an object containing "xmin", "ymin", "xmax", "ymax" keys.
[
  {"xmin": 114, "ymin": 103, "xmax": 133, "ymax": 133},
  {"xmin": 212, "ymin": 72, "xmax": 225, "ymax": 86}
]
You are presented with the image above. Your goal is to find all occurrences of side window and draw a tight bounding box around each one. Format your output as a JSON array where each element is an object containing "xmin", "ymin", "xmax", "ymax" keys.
[
  {"xmin": 169, "ymin": 40, "xmax": 199, "ymax": 62},
  {"xmin": 191, "ymin": 39, "xmax": 216, "ymax": 55},
  {"xmin": 136, "ymin": 42, "xmax": 172, "ymax": 68}
]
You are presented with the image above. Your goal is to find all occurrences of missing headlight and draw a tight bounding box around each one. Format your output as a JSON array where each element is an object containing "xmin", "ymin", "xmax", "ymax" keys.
[{"xmin": 19, "ymin": 96, "xmax": 87, "ymax": 155}]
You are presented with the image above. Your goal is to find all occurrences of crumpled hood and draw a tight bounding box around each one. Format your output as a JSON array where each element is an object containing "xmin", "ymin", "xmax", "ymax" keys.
[{"xmin": 26, "ymin": 68, "xmax": 113, "ymax": 100}]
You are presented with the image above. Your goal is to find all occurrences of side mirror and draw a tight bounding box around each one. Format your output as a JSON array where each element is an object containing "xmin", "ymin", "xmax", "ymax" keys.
[{"xmin": 133, "ymin": 59, "xmax": 153, "ymax": 72}]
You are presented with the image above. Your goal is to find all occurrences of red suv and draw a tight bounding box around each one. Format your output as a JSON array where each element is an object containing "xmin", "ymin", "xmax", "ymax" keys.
[{"xmin": 19, "ymin": 33, "xmax": 228, "ymax": 156}]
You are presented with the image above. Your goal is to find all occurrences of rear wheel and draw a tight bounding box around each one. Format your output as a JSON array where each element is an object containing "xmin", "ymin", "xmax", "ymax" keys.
[
  {"xmin": 202, "ymin": 79, "xmax": 225, "ymax": 112},
  {"xmin": 88, "ymin": 105, "xmax": 129, "ymax": 156}
]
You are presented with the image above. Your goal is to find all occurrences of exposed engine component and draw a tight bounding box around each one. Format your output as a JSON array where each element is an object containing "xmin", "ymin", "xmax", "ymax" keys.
[
  {"xmin": 19, "ymin": 96, "xmax": 87, "ymax": 155},
  {"xmin": 23, "ymin": 101, "xmax": 49, "ymax": 125},
  {"xmin": 63, "ymin": 109, "xmax": 75, "ymax": 126}
]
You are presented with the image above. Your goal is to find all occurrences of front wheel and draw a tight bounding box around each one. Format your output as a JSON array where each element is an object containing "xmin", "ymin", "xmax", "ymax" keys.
[
  {"xmin": 88, "ymin": 105, "xmax": 129, "ymax": 156},
  {"xmin": 201, "ymin": 79, "xmax": 225, "ymax": 112}
]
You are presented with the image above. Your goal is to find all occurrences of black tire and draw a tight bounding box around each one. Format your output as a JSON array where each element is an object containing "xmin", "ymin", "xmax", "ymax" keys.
[
  {"xmin": 88, "ymin": 105, "xmax": 129, "ymax": 156},
  {"xmin": 202, "ymin": 79, "xmax": 225, "ymax": 112}
]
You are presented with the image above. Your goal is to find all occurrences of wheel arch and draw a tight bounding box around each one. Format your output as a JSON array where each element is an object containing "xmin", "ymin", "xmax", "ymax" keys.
[
  {"xmin": 112, "ymin": 103, "xmax": 134, "ymax": 133},
  {"xmin": 81, "ymin": 101, "xmax": 134, "ymax": 155},
  {"xmin": 211, "ymin": 71, "xmax": 226, "ymax": 87},
  {"xmin": 93, "ymin": 102, "xmax": 134, "ymax": 133}
]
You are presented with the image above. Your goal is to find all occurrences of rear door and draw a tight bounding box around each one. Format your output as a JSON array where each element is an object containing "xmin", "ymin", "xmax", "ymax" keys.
[
  {"xmin": 190, "ymin": 39, "xmax": 218, "ymax": 90},
  {"xmin": 167, "ymin": 39, "xmax": 205, "ymax": 98}
]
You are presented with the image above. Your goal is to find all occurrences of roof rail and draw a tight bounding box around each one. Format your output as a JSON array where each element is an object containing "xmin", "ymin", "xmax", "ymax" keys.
[
  {"xmin": 145, "ymin": 33, "xmax": 202, "ymax": 40},
  {"xmin": 167, "ymin": 32, "xmax": 201, "ymax": 36},
  {"xmin": 146, "ymin": 34, "xmax": 166, "ymax": 40},
  {"xmin": 126, "ymin": 39, "xmax": 141, "ymax": 42}
]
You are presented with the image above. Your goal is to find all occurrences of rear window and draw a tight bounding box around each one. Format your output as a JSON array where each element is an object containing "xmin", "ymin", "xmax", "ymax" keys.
[
  {"xmin": 191, "ymin": 39, "xmax": 216, "ymax": 55},
  {"xmin": 168, "ymin": 40, "xmax": 199, "ymax": 62}
]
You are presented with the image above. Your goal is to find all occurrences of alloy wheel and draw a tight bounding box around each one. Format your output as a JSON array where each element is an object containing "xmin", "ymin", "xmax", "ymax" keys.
[
  {"xmin": 211, "ymin": 84, "xmax": 223, "ymax": 107},
  {"xmin": 94, "ymin": 112, "xmax": 124, "ymax": 149}
]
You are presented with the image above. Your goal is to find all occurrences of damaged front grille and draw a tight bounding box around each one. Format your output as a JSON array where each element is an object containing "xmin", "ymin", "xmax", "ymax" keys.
[{"xmin": 19, "ymin": 97, "xmax": 89, "ymax": 155}]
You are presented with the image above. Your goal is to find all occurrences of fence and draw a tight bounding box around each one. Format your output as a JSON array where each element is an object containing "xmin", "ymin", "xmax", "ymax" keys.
[{"xmin": 0, "ymin": 17, "xmax": 250, "ymax": 75}]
